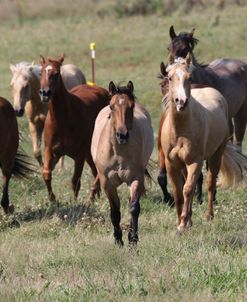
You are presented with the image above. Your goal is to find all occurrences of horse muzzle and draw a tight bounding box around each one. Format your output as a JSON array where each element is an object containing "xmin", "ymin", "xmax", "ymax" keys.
[
  {"xmin": 175, "ymin": 98, "xmax": 188, "ymax": 112},
  {"xmin": 39, "ymin": 89, "xmax": 52, "ymax": 102},
  {"xmin": 14, "ymin": 108, "xmax": 24, "ymax": 117},
  {"xmin": 116, "ymin": 131, "xmax": 129, "ymax": 144}
]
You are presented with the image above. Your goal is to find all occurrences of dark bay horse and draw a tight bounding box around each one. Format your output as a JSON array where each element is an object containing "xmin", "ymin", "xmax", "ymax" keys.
[
  {"xmin": 167, "ymin": 25, "xmax": 247, "ymax": 151},
  {"xmin": 160, "ymin": 55, "xmax": 247, "ymax": 233},
  {"xmin": 91, "ymin": 82, "xmax": 154, "ymax": 245},
  {"xmin": 39, "ymin": 54, "xmax": 109, "ymax": 202},
  {"xmin": 0, "ymin": 97, "xmax": 32, "ymax": 213}
]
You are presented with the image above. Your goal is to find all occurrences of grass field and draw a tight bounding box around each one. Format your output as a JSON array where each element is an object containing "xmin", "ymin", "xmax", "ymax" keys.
[{"xmin": 0, "ymin": 1, "xmax": 247, "ymax": 301}]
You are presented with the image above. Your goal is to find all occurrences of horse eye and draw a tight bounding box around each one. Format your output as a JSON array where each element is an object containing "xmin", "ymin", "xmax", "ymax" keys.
[{"xmin": 169, "ymin": 77, "xmax": 172, "ymax": 81}]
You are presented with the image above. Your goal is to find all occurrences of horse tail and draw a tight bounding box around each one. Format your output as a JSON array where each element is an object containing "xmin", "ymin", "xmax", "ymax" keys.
[
  {"xmin": 12, "ymin": 149, "xmax": 35, "ymax": 178},
  {"xmin": 218, "ymin": 142, "xmax": 247, "ymax": 188}
]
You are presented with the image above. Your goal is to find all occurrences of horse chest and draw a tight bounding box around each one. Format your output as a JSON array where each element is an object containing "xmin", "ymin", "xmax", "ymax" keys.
[{"xmin": 106, "ymin": 160, "xmax": 132, "ymax": 185}]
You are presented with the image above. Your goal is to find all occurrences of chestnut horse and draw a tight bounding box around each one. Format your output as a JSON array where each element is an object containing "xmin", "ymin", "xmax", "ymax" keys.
[
  {"xmin": 10, "ymin": 62, "xmax": 86, "ymax": 166},
  {"xmin": 0, "ymin": 97, "xmax": 32, "ymax": 214},
  {"xmin": 168, "ymin": 25, "xmax": 247, "ymax": 151},
  {"xmin": 39, "ymin": 54, "xmax": 109, "ymax": 202},
  {"xmin": 91, "ymin": 82, "xmax": 154, "ymax": 245},
  {"xmin": 160, "ymin": 55, "xmax": 247, "ymax": 233}
]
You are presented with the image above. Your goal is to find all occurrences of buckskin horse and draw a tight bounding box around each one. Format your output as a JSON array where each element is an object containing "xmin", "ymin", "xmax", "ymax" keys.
[
  {"xmin": 168, "ymin": 25, "xmax": 247, "ymax": 152},
  {"xmin": 0, "ymin": 96, "xmax": 32, "ymax": 214},
  {"xmin": 160, "ymin": 55, "xmax": 247, "ymax": 233},
  {"xmin": 10, "ymin": 61, "xmax": 86, "ymax": 166},
  {"xmin": 39, "ymin": 54, "xmax": 109, "ymax": 202},
  {"xmin": 91, "ymin": 81, "xmax": 154, "ymax": 245}
]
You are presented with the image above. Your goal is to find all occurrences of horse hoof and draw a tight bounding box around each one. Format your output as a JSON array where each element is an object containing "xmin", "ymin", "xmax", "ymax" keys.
[
  {"xmin": 186, "ymin": 219, "xmax": 193, "ymax": 228},
  {"xmin": 115, "ymin": 239, "xmax": 124, "ymax": 247},
  {"xmin": 49, "ymin": 193, "xmax": 56, "ymax": 203},
  {"xmin": 176, "ymin": 224, "xmax": 185, "ymax": 235},
  {"xmin": 206, "ymin": 214, "xmax": 214, "ymax": 221},
  {"xmin": 4, "ymin": 204, "xmax": 15, "ymax": 214}
]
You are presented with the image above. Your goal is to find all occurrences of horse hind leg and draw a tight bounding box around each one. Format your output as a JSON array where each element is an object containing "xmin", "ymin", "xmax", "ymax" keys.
[
  {"xmin": 1, "ymin": 174, "xmax": 14, "ymax": 214},
  {"xmin": 71, "ymin": 158, "xmax": 85, "ymax": 200},
  {"xmin": 86, "ymin": 154, "xmax": 101, "ymax": 202},
  {"xmin": 206, "ymin": 146, "xmax": 224, "ymax": 221},
  {"xmin": 233, "ymin": 101, "xmax": 247, "ymax": 152},
  {"xmin": 29, "ymin": 120, "xmax": 44, "ymax": 167},
  {"xmin": 157, "ymin": 149, "xmax": 174, "ymax": 206}
]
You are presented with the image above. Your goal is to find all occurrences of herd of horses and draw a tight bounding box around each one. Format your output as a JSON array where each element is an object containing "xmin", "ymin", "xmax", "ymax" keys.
[{"xmin": 0, "ymin": 26, "xmax": 247, "ymax": 244}]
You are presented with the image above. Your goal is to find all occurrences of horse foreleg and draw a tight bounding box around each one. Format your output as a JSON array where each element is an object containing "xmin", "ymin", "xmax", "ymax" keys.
[
  {"xmin": 179, "ymin": 162, "xmax": 202, "ymax": 233},
  {"xmin": 29, "ymin": 120, "xmax": 44, "ymax": 167},
  {"xmin": 86, "ymin": 154, "xmax": 101, "ymax": 201},
  {"xmin": 43, "ymin": 146, "xmax": 56, "ymax": 202},
  {"xmin": 128, "ymin": 178, "xmax": 143, "ymax": 244},
  {"xmin": 71, "ymin": 158, "xmax": 85, "ymax": 200},
  {"xmin": 102, "ymin": 178, "xmax": 123, "ymax": 246},
  {"xmin": 165, "ymin": 160, "xmax": 184, "ymax": 226},
  {"xmin": 157, "ymin": 149, "xmax": 174, "ymax": 206}
]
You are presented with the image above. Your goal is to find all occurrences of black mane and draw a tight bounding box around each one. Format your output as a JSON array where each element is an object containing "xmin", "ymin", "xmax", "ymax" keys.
[{"xmin": 115, "ymin": 83, "xmax": 136, "ymax": 100}]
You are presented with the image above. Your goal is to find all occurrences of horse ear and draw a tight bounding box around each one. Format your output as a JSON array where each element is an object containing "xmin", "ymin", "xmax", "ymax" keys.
[
  {"xmin": 169, "ymin": 25, "xmax": 177, "ymax": 40},
  {"xmin": 168, "ymin": 53, "xmax": 175, "ymax": 65},
  {"xmin": 109, "ymin": 81, "xmax": 117, "ymax": 95},
  {"xmin": 9, "ymin": 64, "xmax": 17, "ymax": 74},
  {"xmin": 189, "ymin": 28, "xmax": 195, "ymax": 38},
  {"xmin": 59, "ymin": 54, "xmax": 65, "ymax": 64},
  {"xmin": 40, "ymin": 55, "xmax": 45, "ymax": 65},
  {"xmin": 160, "ymin": 62, "xmax": 168, "ymax": 77},
  {"xmin": 127, "ymin": 81, "xmax": 134, "ymax": 93},
  {"xmin": 185, "ymin": 52, "xmax": 192, "ymax": 65}
]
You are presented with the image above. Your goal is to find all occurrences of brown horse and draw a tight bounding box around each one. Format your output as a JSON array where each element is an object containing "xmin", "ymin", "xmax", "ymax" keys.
[
  {"xmin": 167, "ymin": 25, "xmax": 247, "ymax": 151},
  {"xmin": 91, "ymin": 82, "xmax": 154, "ymax": 245},
  {"xmin": 160, "ymin": 55, "xmax": 247, "ymax": 233},
  {"xmin": 10, "ymin": 62, "xmax": 86, "ymax": 166},
  {"xmin": 0, "ymin": 97, "xmax": 32, "ymax": 214},
  {"xmin": 39, "ymin": 54, "xmax": 109, "ymax": 202}
]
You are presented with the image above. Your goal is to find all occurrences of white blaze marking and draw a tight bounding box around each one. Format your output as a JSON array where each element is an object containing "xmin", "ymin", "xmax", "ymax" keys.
[
  {"xmin": 45, "ymin": 65, "xmax": 52, "ymax": 80},
  {"xmin": 119, "ymin": 96, "xmax": 125, "ymax": 105},
  {"xmin": 176, "ymin": 68, "xmax": 186, "ymax": 101}
]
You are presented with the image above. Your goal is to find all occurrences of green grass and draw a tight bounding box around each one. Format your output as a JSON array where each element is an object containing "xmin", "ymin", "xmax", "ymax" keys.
[{"xmin": 0, "ymin": 1, "xmax": 247, "ymax": 301}]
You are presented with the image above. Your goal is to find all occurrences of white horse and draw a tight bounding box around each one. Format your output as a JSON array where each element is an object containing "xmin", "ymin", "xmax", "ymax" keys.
[{"xmin": 10, "ymin": 62, "xmax": 86, "ymax": 166}]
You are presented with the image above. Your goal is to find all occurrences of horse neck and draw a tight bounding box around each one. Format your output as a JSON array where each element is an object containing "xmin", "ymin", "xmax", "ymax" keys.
[
  {"xmin": 49, "ymin": 74, "xmax": 70, "ymax": 121},
  {"xmin": 191, "ymin": 53, "xmax": 217, "ymax": 87},
  {"xmin": 30, "ymin": 74, "xmax": 41, "ymax": 101}
]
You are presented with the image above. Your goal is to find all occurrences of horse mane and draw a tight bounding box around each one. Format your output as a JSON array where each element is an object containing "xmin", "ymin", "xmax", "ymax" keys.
[
  {"xmin": 114, "ymin": 83, "xmax": 136, "ymax": 101},
  {"xmin": 13, "ymin": 62, "xmax": 41, "ymax": 80},
  {"xmin": 47, "ymin": 57, "xmax": 63, "ymax": 69},
  {"xmin": 177, "ymin": 31, "xmax": 199, "ymax": 51}
]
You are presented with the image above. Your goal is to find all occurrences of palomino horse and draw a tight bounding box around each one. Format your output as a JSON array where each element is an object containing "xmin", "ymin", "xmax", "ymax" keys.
[
  {"xmin": 10, "ymin": 62, "xmax": 86, "ymax": 166},
  {"xmin": 160, "ymin": 55, "xmax": 247, "ymax": 233},
  {"xmin": 91, "ymin": 81, "xmax": 154, "ymax": 245},
  {"xmin": 158, "ymin": 62, "xmax": 207, "ymax": 205},
  {"xmin": 168, "ymin": 25, "xmax": 247, "ymax": 151},
  {"xmin": 39, "ymin": 54, "xmax": 109, "ymax": 202},
  {"xmin": 0, "ymin": 96, "xmax": 32, "ymax": 214}
]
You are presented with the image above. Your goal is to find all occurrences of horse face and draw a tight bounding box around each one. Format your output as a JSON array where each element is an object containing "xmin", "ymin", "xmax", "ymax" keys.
[
  {"xmin": 168, "ymin": 62, "xmax": 191, "ymax": 112},
  {"xmin": 109, "ymin": 82, "xmax": 135, "ymax": 145},
  {"xmin": 39, "ymin": 64, "xmax": 60, "ymax": 102},
  {"xmin": 10, "ymin": 73, "xmax": 30, "ymax": 117},
  {"xmin": 167, "ymin": 26, "xmax": 197, "ymax": 59}
]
